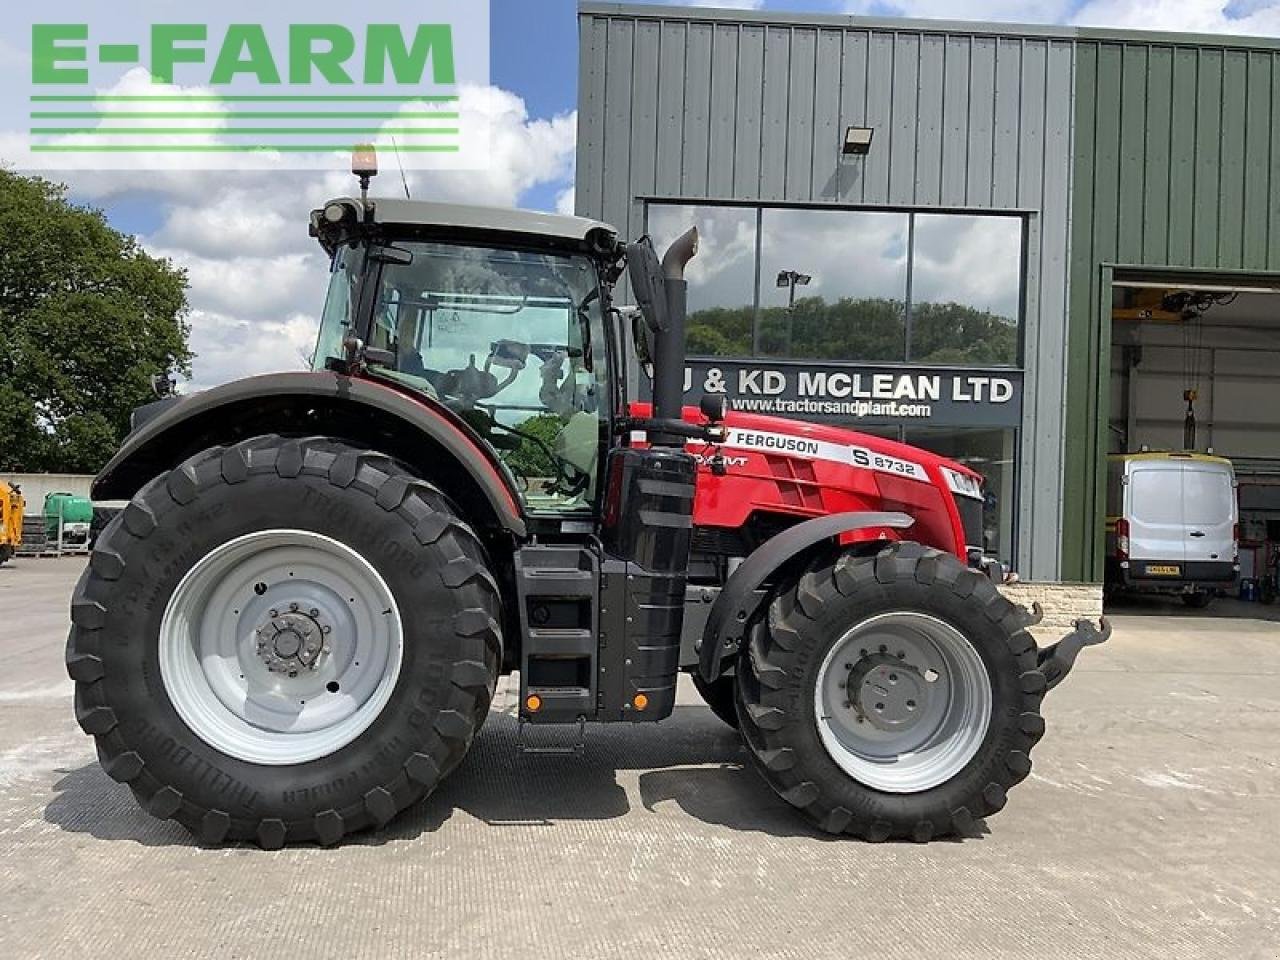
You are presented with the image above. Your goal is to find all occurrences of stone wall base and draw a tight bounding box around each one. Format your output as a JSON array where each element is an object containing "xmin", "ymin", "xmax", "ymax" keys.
[{"xmin": 998, "ymin": 581, "xmax": 1105, "ymax": 644}]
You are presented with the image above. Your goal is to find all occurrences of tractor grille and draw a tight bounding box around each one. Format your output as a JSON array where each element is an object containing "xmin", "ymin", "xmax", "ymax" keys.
[
  {"xmin": 691, "ymin": 525, "xmax": 749, "ymax": 558},
  {"xmin": 957, "ymin": 497, "xmax": 984, "ymax": 553}
]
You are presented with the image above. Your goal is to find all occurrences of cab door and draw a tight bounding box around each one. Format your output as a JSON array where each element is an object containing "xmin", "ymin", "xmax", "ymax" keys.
[
  {"xmin": 1127, "ymin": 461, "xmax": 1187, "ymax": 565},
  {"xmin": 1182, "ymin": 463, "xmax": 1236, "ymax": 565}
]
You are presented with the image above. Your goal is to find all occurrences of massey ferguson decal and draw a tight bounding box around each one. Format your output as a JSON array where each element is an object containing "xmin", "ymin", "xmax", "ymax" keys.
[
  {"xmin": 723, "ymin": 428, "xmax": 929, "ymax": 483},
  {"xmin": 683, "ymin": 360, "xmax": 1023, "ymax": 428}
]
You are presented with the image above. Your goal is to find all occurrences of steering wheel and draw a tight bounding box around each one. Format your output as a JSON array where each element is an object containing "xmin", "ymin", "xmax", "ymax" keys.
[{"xmin": 438, "ymin": 342, "xmax": 530, "ymax": 409}]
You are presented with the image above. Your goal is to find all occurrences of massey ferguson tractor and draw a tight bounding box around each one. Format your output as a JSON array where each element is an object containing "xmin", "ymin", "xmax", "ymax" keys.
[{"xmin": 68, "ymin": 154, "xmax": 1107, "ymax": 848}]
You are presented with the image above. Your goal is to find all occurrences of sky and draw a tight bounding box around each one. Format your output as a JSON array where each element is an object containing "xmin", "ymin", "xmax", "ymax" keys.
[{"xmin": 17, "ymin": 0, "xmax": 1280, "ymax": 389}]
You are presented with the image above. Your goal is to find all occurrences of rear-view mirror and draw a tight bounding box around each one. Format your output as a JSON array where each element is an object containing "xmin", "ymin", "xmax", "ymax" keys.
[{"xmin": 627, "ymin": 237, "xmax": 668, "ymax": 333}]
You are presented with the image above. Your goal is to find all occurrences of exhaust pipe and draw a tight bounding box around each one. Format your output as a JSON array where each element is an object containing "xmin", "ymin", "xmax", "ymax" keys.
[{"xmin": 652, "ymin": 227, "xmax": 699, "ymax": 442}]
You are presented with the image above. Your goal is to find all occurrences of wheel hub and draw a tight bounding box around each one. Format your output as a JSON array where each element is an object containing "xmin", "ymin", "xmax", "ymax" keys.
[
  {"xmin": 256, "ymin": 607, "xmax": 330, "ymax": 676},
  {"xmin": 848, "ymin": 653, "xmax": 931, "ymax": 731},
  {"xmin": 813, "ymin": 611, "xmax": 993, "ymax": 794}
]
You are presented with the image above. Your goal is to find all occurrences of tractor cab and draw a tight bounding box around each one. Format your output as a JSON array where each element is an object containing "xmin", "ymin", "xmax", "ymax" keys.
[{"xmin": 310, "ymin": 195, "xmax": 628, "ymax": 519}]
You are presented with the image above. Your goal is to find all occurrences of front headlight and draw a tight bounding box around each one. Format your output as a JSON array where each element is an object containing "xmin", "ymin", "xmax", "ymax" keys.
[{"xmin": 943, "ymin": 467, "xmax": 983, "ymax": 501}]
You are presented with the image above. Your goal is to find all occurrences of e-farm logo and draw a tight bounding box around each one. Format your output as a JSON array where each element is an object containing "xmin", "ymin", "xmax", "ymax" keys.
[{"xmin": 17, "ymin": 4, "xmax": 489, "ymax": 171}]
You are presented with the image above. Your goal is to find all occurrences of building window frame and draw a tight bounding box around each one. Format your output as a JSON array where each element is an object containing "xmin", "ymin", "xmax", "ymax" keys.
[{"xmin": 643, "ymin": 198, "xmax": 1029, "ymax": 368}]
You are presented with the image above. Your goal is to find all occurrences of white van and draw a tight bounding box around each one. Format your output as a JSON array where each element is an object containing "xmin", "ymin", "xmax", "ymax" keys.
[{"xmin": 1105, "ymin": 453, "xmax": 1239, "ymax": 608}]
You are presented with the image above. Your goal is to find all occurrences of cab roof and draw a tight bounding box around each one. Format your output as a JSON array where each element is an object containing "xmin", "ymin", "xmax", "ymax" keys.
[
  {"xmin": 324, "ymin": 196, "xmax": 617, "ymax": 245},
  {"xmin": 1109, "ymin": 451, "xmax": 1234, "ymax": 467}
]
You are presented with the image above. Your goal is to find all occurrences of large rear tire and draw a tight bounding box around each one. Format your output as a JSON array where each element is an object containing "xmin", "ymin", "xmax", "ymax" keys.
[
  {"xmin": 737, "ymin": 542, "xmax": 1045, "ymax": 841},
  {"xmin": 67, "ymin": 436, "xmax": 502, "ymax": 848}
]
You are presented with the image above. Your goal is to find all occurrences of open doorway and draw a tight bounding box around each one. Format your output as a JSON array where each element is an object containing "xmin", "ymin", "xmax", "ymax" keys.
[{"xmin": 1107, "ymin": 275, "xmax": 1280, "ymax": 618}]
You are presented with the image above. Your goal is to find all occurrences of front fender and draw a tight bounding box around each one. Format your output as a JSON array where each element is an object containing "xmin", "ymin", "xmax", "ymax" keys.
[
  {"xmin": 697, "ymin": 511, "xmax": 914, "ymax": 682},
  {"xmin": 95, "ymin": 371, "xmax": 527, "ymax": 538}
]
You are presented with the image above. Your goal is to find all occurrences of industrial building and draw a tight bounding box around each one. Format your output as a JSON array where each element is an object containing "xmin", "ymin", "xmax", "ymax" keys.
[{"xmin": 575, "ymin": 2, "xmax": 1280, "ymax": 586}]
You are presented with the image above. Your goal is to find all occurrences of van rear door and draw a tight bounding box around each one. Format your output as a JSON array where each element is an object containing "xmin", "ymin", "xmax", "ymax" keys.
[
  {"xmin": 1127, "ymin": 460, "xmax": 1186, "ymax": 566},
  {"xmin": 1183, "ymin": 462, "xmax": 1236, "ymax": 564}
]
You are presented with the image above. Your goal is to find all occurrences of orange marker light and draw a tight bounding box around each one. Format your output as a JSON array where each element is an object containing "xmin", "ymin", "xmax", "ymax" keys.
[
  {"xmin": 525, "ymin": 694, "xmax": 542, "ymax": 713},
  {"xmin": 633, "ymin": 693, "xmax": 650, "ymax": 711}
]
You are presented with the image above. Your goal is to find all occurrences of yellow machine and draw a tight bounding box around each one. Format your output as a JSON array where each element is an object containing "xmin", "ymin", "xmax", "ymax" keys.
[{"xmin": 0, "ymin": 481, "xmax": 24, "ymax": 566}]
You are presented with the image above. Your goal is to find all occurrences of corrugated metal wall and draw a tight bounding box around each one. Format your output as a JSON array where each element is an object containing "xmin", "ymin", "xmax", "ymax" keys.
[
  {"xmin": 1063, "ymin": 37, "xmax": 1280, "ymax": 580},
  {"xmin": 576, "ymin": 3, "xmax": 1076, "ymax": 580}
]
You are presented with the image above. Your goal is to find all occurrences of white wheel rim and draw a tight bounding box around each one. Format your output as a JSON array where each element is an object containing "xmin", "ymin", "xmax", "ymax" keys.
[
  {"xmin": 812, "ymin": 612, "xmax": 992, "ymax": 794},
  {"xmin": 159, "ymin": 530, "xmax": 403, "ymax": 766}
]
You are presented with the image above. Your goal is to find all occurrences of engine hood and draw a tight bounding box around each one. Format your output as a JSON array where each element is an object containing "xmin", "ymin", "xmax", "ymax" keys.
[
  {"xmin": 715, "ymin": 407, "xmax": 982, "ymax": 484},
  {"xmin": 635, "ymin": 403, "xmax": 984, "ymax": 493}
]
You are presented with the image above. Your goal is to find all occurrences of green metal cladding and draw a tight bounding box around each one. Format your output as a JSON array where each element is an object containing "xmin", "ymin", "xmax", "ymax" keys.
[{"xmin": 1063, "ymin": 37, "xmax": 1280, "ymax": 580}]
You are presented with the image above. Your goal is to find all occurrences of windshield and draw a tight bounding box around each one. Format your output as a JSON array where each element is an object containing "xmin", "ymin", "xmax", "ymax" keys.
[
  {"xmin": 313, "ymin": 244, "xmax": 362, "ymax": 369},
  {"xmin": 362, "ymin": 240, "xmax": 608, "ymax": 513}
]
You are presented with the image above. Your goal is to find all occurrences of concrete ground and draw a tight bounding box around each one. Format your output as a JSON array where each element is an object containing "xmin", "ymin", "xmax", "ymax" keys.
[{"xmin": 2, "ymin": 558, "xmax": 1278, "ymax": 960}]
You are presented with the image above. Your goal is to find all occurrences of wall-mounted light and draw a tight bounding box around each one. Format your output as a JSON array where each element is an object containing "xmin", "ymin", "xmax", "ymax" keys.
[{"xmin": 843, "ymin": 126, "xmax": 875, "ymax": 157}]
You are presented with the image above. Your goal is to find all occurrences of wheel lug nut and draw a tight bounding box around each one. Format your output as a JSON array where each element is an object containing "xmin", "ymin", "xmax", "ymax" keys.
[
  {"xmin": 290, "ymin": 603, "xmax": 299, "ymax": 613},
  {"xmin": 322, "ymin": 626, "xmax": 332, "ymax": 635},
  {"xmin": 269, "ymin": 609, "xmax": 278, "ymax": 618},
  {"xmin": 309, "ymin": 608, "xmax": 319, "ymax": 618}
]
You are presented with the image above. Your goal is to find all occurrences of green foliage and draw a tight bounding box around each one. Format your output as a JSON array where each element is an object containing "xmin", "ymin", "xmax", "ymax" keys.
[
  {"xmin": 0, "ymin": 171, "xmax": 191, "ymax": 473},
  {"xmin": 685, "ymin": 296, "xmax": 1016, "ymax": 366},
  {"xmin": 502, "ymin": 413, "xmax": 563, "ymax": 479},
  {"xmin": 909, "ymin": 301, "xmax": 1018, "ymax": 365}
]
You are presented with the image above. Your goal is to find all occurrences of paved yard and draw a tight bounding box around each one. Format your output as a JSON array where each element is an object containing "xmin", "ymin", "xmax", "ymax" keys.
[{"xmin": 1, "ymin": 558, "xmax": 1278, "ymax": 959}]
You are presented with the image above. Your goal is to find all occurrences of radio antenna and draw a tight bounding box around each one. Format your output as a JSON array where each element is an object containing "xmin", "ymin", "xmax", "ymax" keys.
[{"xmin": 390, "ymin": 136, "xmax": 412, "ymax": 199}]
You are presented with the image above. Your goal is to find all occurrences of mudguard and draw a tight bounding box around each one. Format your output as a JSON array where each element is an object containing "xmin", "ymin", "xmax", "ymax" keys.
[
  {"xmin": 94, "ymin": 371, "xmax": 527, "ymax": 537},
  {"xmin": 697, "ymin": 511, "xmax": 914, "ymax": 683}
]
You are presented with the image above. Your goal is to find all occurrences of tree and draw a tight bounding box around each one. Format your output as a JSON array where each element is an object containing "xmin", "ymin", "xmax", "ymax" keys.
[
  {"xmin": 503, "ymin": 413, "xmax": 564, "ymax": 480},
  {"xmin": 683, "ymin": 296, "xmax": 1017, "ymax": 366},
  {"xmin": 0, "ymin": 171, "xmax": 191, "ymax": 473}
]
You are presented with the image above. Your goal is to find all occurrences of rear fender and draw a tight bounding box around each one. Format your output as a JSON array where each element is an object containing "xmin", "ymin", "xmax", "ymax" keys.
[
  {"xmin": 94, "ymin": 371, "xmax": 527, "ymax": 539},
  {"xmin": 697, "ymin": 511, "xmax": 914, "ymax": 683}
]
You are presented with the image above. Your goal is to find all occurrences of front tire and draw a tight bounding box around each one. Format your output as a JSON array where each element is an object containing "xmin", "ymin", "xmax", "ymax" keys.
[
  {"xmin": 67, "ymin": 436, "xmax": 502, "ymax": 848},
  {"xmin": 737, "ymin": 542, "xmax": 1045, "ymax": 841},
  {"xmin": 1181, "ymin": 591, "xmax": 1213, "ymax": 609}
]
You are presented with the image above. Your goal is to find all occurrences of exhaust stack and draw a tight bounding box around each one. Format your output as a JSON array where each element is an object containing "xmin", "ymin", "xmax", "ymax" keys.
[{"xmin": 652, "ymin": 227, "xmax": 699, "ymax": 439}]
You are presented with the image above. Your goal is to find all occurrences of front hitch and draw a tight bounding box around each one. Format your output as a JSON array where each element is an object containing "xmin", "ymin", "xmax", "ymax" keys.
[{"xmin": 1037, "ymin": 617, "xmax": 1111, "ymax": 692}]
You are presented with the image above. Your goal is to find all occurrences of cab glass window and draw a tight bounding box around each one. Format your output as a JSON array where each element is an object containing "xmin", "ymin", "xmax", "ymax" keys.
[{"xmin": 367, "ymin": 242, "xmax": 607, "ymax": 513}]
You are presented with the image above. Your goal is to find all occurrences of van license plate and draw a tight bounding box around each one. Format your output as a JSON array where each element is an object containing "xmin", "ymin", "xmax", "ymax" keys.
[{"xmin": 1147, "ymin": 564, "xmax": 1181, "ymax": 576}]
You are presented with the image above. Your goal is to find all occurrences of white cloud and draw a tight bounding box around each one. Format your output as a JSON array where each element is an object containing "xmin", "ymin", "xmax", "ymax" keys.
[
  {"xmin": 1073, "ymin": 0, "xmax": 1280, "ymax": 34},
  {"xmin": 840, "ymin": 0, "xmax": 1280, "ymax": 34},
  {"xmin": 12, "ymin": 85, "xmax": 578, "ymax": 391},
  {"xmin": 840, "ymin": 0, "xmax": 1075, "ymax": 22}
]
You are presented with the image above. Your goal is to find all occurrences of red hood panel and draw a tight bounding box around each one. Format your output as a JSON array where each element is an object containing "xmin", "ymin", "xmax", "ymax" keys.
[{"xmin": 630, "ymin": 403, "xmax": 980, "ymax": 558}]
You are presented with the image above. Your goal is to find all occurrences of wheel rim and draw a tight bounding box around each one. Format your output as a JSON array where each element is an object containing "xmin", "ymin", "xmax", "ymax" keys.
[
  {"xmin": 812, "ymin": 611, "xmax": 992, "ymax": 794},
  {"xmin": 159, "ymin": 530, "xmax": 403, "ymax": 766}
]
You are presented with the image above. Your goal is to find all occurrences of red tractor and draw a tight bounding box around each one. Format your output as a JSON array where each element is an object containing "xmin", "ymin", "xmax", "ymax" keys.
[{"xmin": 69, "ymin": 158, "xmax": 1105, "ymax": 848}]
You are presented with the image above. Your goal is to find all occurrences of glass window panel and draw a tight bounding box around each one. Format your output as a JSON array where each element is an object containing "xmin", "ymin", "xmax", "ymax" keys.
[
  {"xmin": 757, "ymin": 209, "xmax": 909, "ymax": 362},
  {"xmin": 910, "ymin": 214, "xmax": 1022, "ymax": 366},
  {"xmin": 368, "ymin": 241, "xmax": 607, "ymax": 513},
  {"xmin": 647, "ymin": 204, "xmax": 758, "ymax": 357},
  {"xmin": 905, "ymin": 427, "xmax": 1017, "ymax": 561}
]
